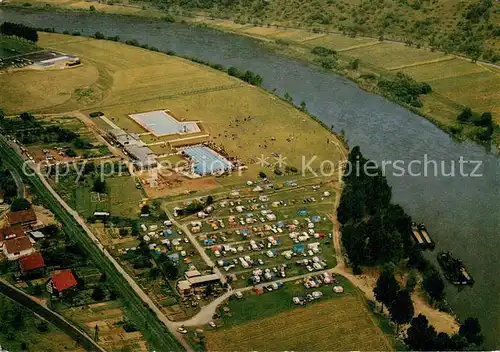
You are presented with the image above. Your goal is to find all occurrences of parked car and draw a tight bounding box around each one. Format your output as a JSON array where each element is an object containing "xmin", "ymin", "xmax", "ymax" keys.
[
  {"xmin": 177, "ymin": 327, "xmax": 188, "ymax": 334},
  {"xmin": 208, "ymin": 321, "xmax": 217, "ymax": 328}
]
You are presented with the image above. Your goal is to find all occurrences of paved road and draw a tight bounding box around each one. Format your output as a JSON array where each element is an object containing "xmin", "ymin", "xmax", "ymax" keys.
[
  {"xmin": 165, "ymin": 209, "xmax": 226, "ymax": 284},
  {"xmin": 0, "ymin": 279, "xmax": 105, "ymax": 352}
]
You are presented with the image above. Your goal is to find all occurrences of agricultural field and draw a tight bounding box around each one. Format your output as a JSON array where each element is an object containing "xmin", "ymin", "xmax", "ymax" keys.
[
  {"xmin": 199, "ymin": 20, "xmax": 500, "ymax": 138},
  {"xmin": 62, "ymin": 300, "xmax": 148, "ymax": 351},
  {"xmin": 205, "ymin": 286, "xmax": 392, "ymax": 351},
  {"xmin": 339, "ymin": 42, "xmax": 453, "ymax": 70},
  {"xmin": 302, "ymin": 34, "xmax": 378, "ymax": 51}
]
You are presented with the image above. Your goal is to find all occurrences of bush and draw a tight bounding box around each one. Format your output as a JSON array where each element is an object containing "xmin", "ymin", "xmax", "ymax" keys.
[
  {"xmin": 93, "ymin": 31, "xmax": 105, "ymax": 40},
  {"xmin": 311, "ymin": 46, "xmax": 336, "ymax": 56}
]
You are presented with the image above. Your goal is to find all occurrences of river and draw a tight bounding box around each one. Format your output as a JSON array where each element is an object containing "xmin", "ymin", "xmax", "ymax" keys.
[{"xmin": 1, "ymin": 8, "xmax": 499, "ymax": 348}]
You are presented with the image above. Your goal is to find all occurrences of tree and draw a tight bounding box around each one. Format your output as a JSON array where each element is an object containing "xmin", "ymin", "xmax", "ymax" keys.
[
  {"xmin": 0, "ymin": 108, "xmax": 4, "ymax": 121},
  {"xmin": 422, "ymin": 268, "xmax": 445, "ymax": 301},
  {"xmin": 10, "ymin": 198, "xmax": 31, "ymax": 212},
  {"xmin": 457, "ymin": 107, "xmax": 473, "ymax": 122},
  {"xmin": 206, "ymin": 195, "xmax": 214, "ymax": 205},
  {"xmin": 405, "ymin": 314, "xmax": 438, "ymax": 350},
  {"xmin": 258, "ymin": 171, "xmax": 267, "ymax": 179},
  {"xmin": 19, "ymin": 112, "xmax": 34, "ymax": 122},
  {"xmin": 300, "ymin": 101, "xmax": 307, "ymax": 111},
  {"xmin": 389, "ymin": 289, "xmax": 414, "ymax": 332},
  {"xmin": 284, "ymin": 92, "xmax": 293, "ymax": 103},
  {"xmin": 93, "ymin": 31, "xmax": 105, "ymax": 40},
  {"xmin": 459, "ymin": 317, "xmax": 484, "ymax": 346},
  {"xmin": 161, "ymin": 260, "xmax": 178, "ymax": 280},
  {"xmin": 89, "ymin": 5, "xmax": 96, "ymax": 11},
  {"xmin": 91, "ymin": 286, "xmax": 106, "ymax": 301},
  {"xmin": 350, "ymin": 58, "xmax": 360, "ymax": 69},
  {"xmin": 141, "ymin": 204, "xmax": 150, "ymax": 215},
  {"xmin": 92, "ymin": 178, "xmax": 106, "ymax": 193},
  {"xmin": 37, "ymin": 321, "xmax": 49, "ymax": 333},
  {"xmin": 373, "ymin": 264, "xmax": 400, "ymax": 311}
]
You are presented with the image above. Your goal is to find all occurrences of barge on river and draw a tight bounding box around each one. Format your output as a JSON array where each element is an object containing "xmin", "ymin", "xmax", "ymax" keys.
[
  {"xmin": 437, "ymin": 251, "xmax": 474, "ymax": 285},
  {"xmin": 411, "ymin": 222, "xmax": 435, "ymax": 249}
]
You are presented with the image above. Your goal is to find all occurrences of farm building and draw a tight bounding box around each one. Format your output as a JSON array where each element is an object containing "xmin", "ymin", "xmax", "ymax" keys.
[
  {"xmin": 6, "ymin": 209, "xmax": 38, "ymax": 229},
  {"xmin": 2, "ymin": 236, "xmax": 35, "ymax": 261},
  {"xmin": 47, "ymin": 270, "xmax": 78, "ymax": 296},
  {"xmin": 124, "ymin": 145, "xmax": 157, "ymax": 169}
]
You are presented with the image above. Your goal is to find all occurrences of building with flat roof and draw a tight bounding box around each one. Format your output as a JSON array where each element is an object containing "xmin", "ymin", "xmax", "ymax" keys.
[
  {"xmin": 124, "ymin": 145, "xmax": 157, "ymax": 169},
  {"xmin": 109, "ymin": 128, "xmax": 141, "ymax": 147},
  {"xmin": 176, "ymin": 271, "xmax": 221, "ymax": 296}
]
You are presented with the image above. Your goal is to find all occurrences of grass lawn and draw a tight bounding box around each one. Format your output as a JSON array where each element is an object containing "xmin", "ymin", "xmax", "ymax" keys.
[
  {"xmin": 206, "ymin": 280, "xmax": 392, "ymax": 351},
  {"xmin": 0, "ymin": 35, "xmax": 37, "ymax": 58}
]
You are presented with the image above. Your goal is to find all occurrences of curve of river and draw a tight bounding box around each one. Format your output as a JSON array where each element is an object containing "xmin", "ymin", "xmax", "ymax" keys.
[{"xmin": 1, "ymin": 8, "xmax": 499, "ymax": 348}]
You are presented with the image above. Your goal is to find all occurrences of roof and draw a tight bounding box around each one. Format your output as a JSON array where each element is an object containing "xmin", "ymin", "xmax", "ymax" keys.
[
  {"xmin": 185, "ymin": 270, "xmax": 201, "ymax": 278},
  {"xmin": 7, "ymin": 209, "xmax": 37, "ymax": 226},
  {"xmin": 3, "ymin": 236, "xmax": 33, "ymax": 254},
  {"xmin": 124, "ymin": 145, "xmax": 157, "ymax": 167},
  {"xmin": 19, "ymin": 253, "xmax": 45, "ymax": 272},
  {"xmin": 177, "ymin": 280, "xmax": 192, "ymax": 291},
  {"xmin": 29, "ymin": 231, "xmax": 45, "ymax": 239},
  {"xmin": 188, "ymin": 274, "xmax": 221, "ymax": 285},
  {"xmin": 0, "ymin": 226, "xmax": 25, "ymax": 242},
  {"xmin": 51, "ymin": 270, "xmax": 78, "ymax": 291}
]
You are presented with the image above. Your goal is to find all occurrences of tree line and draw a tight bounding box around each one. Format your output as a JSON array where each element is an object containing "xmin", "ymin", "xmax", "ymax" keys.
[
  {"xmin": 339, "ymin": 146, "xmax": 484, "ymax": 349},
  {"xmin": 456, "ymin": 107, "xmax": 495, "ymax": 142},
  {"xmin": 0, "ymin": 22, "xmax": 38, "ymax": 42},
  {"xmin": 377, "ymin": 72, "xmax": 432, "ymax": 108}
]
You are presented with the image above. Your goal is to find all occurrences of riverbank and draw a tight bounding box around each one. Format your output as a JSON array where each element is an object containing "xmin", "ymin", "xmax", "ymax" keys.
[
  {"xmin": 2, "ymin": 1, "xmax": 499, "ymax": 149},
  {"xmin": 1, "ymin": 8, "xmax": 499, "ymax": 348}
]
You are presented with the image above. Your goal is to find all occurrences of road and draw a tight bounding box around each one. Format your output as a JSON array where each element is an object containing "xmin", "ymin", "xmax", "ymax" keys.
[
  {"xmin": 7, "ymin": 165, "xmax": 25, "ymax": 198},
  {"xmin": 0, "ymin": 279, "xmax": 105, "ymax": 352},
  {"xmin": 0, "ymin": 135, "xmax": 187, "ymax": 352},
  {"xmin": 165, "ymin": 209, "xmax": 226, "ymax": 284}
]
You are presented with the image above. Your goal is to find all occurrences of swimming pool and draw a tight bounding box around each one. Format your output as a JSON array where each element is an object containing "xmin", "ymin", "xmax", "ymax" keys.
[{"xmin": 182, "ymin": 145, "xmax": 233, "ymax": 176}]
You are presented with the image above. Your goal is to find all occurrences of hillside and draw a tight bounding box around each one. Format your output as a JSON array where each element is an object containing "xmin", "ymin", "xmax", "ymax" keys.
[{"xmin": 149, "ymin": 0, "xmax": 500, "ymax": 61}]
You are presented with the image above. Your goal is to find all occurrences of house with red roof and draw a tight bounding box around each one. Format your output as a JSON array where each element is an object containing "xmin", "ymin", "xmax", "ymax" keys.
[
  {"xmin": 6, "ymin": 209, "xmax": 38, "ymax": 230},
  {"xmin": 2, "ymin": 236, "xmax": 35, "ymax": 261},
  {"xmin": 46, "ymin": 270, "xmax": 78, "ymax": 296},
  {"xmin": 0, "ymin": 226, "xmax": 25, "ymax": 247},
  {"xmin": 19, "ymin": 252, "xmax": 45, "ymax": 275}
]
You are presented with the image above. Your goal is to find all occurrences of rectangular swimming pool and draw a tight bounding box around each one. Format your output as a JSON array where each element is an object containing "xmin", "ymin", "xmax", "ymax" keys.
[
  {"xmin": 182, "ymin": 145, "xmax": 233, "ymax": 176},
  {"xmin": 129, "ymin": 110, "xmax": 200, "ymax": 136}
]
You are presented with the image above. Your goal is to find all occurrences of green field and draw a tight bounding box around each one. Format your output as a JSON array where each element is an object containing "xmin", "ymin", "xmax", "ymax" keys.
[
  {"xmin": 0, "ymin": 35, "xmax": 37, "ymax": 58},
  {"xmin": 64, "ymin": 175, "xmax": 143, "ymax": 218},
  {"xmin": 0, "ymin": 295, "xmax": 81, "ymax": 351}
]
